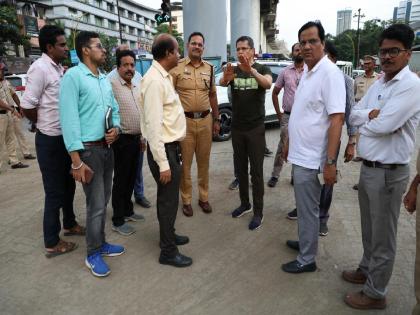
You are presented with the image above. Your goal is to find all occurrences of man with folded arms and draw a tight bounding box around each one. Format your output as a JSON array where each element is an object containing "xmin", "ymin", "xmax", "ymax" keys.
[
  {"xmin": 343, "ymin": 24, "xmax": 420, "ymax": 310},
  {"xmin": 139, "ymin": 34, "xmax": 192, "ymax": 268},
  {"xmin": 59, "ymin": 31, "xmax": 124, "ymax": 277}
]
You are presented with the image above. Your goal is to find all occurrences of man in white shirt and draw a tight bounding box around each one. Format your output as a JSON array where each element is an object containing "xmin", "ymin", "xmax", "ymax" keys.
[
  {"xmin": 139, "ymin": 34, "xmax": 192, "ymax": 268},
  {"xmin": 281, "ymin": 21, "xmax": 345, "ymax": 274},
  {"xmin": 343, "ymin": 24, "xmax": 420, "ymax": 310}
]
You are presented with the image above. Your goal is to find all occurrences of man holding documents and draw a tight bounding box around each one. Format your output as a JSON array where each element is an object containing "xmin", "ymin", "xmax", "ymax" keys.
[{"xmin": 59, "ymin": 31, "xmax": 124, "ymax": 278}]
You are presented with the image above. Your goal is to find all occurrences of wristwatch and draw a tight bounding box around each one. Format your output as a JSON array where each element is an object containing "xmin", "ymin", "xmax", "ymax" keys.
[
  {"xmin": 326, "ymin": 158, "xmax": 337, "ymax": 165},
  {"xmin": 213, "ymin": 117, "xmax": 221, "ymax": 123}
]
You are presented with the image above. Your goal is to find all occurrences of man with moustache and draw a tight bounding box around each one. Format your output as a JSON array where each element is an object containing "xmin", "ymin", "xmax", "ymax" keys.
[
  {"xmin": 220, "ymin": 36, "xmax": 272, "ymax": 230},
  {"xmin": 281, "ymin": 21, "xmax": 345, "ymax": 273},
  {"xmin": 344, "ymin": 24, "xmax": 420, "ymax": 310},
  {"xmin": 139, "ymin": 34, "xmax": 192, "ymax": 268},
  {"xmin": 170, "ymin": 32, "xmax": 219, "ymax": 217},
  {"xmin": 21, "ymin": 25, "xmax": 84, "ymax": 257},
  {"xmin": 60, "ymin": 31, "xmax": 124, "ymax": 277},
  {"xmin": 109, "ymin": 49, "xmax": 145, "ymax": 236},
  {"xmin": 267, "ymin": 43, "xmax": 303, "ymax": 189}
]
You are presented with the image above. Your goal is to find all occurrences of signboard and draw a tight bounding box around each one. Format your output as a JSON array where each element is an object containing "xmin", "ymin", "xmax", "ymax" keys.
[
  {"xmin": 70, "ymin": 50, "xmax": 80, "ymax": 65},
  {"xmin": 23, "ymin": 15, "xmax": 39, "ymax": 35}
]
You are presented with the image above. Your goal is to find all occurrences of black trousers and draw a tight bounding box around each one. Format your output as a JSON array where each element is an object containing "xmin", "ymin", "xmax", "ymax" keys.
[
  {"xmin": 111, "ymin": 134, "xmax": 141, "ymax": 227},
  {"xmin": 35, "ymin": 131, "xmax": 77, "ymax": 248},
  {"xmin": 147, "ymin": 142, "xmax": 182, "ymax": 257},
  {"xmin": 232, "ymin": 124, "xmax": 265, "ymax": 216}
]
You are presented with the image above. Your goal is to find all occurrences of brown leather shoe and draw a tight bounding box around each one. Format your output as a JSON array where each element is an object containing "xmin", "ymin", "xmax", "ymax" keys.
[
  {"xmin": 198, "ymin": 200, "xmax": 212, "ymax": 213},
  {"xmin": 182, "ymin": 204, "xmax": 193, "ymax": 217},
  {"xmin": 344, "ymin": 291, "xmax": 386, "ymax": 310},
  {"xmin": 342, "ymin": 268, "xmax": 367, "ymax": 284}
]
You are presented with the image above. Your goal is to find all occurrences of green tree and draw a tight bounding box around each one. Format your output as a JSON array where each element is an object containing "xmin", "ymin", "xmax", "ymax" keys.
[
  {"xmin": 98, "ymin": 33, "xmax": 118, "ymax": 72},
  {"xmin": 154, "ymin": 23, "xmax": 184, "ymax": 56},
  {"xmin": 0, "ymin": 4, "xmax": 29, "ymax": 56}
]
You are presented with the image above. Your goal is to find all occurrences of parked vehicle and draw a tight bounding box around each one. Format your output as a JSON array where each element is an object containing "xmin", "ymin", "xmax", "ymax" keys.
[
  {"xmin": 214, "ymin": 60, "xmax": 291, "ymax": 141},
  {"xmin": 5, "ymin": 74, "xmax": 27, "ymax": 100}
]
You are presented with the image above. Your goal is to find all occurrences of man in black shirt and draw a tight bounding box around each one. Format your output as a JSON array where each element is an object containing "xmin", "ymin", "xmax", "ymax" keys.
[{"xmin": 220, "ymin": 35, "xmax": 272, "ymax": 230}]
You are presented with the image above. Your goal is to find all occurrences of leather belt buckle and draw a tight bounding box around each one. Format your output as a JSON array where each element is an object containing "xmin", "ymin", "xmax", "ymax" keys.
[{"xmin": 193, "ymin": 112, "xmax": 202, "ymax": 119}]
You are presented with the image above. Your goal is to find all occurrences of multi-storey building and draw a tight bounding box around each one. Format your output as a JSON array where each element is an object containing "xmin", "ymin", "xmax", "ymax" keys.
[
  {"xmin": 336, "ymin": 9, "xmax": 352, "ymax": 35},
  {"xmin": 393, "ymin": 0, "xmax": 420, "ymax": 23}
]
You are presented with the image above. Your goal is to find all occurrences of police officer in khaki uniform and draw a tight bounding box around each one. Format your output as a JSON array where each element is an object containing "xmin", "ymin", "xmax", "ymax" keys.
[
  {"xmin": 170, "ymin": 31, "xmax": 219, "ymax": 217},
  {"xmin": 354, "ymin": 55, "xmax": 379, "ymax": 102}
]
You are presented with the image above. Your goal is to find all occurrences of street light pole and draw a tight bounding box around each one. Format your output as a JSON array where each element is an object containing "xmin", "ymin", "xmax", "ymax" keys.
[
  {"xmin": 115, "ymin": 0, "xmax": 123, "ymax": 43},
  {"xmin": 354, "ymin": 8, "xmax": 365, "ymax": 68}
]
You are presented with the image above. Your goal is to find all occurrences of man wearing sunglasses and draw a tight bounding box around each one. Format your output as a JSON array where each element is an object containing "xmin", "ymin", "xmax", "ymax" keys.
[{"xmin": 344, "ymin": 24, "xmax": 420, "ymax": 310}]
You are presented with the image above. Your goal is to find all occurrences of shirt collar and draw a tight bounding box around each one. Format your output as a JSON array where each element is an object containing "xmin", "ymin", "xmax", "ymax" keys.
[
  {"xmin": 380, "ymin": 65, "xmax": 410, "ymax": 84},
  {"xmin": 78, "ymin": 62, "xmax": 106, "ymax": 79},
  {"xmin": 41, "ymin": 53, "xmax": 64, "ymax": 71},
  {"xmin": 152, "ymin": 60, "xmax": 170, "ymax": 78},
  {"xmin": 185, "ymin": 56, "xmax": 204, "ymax": 67},
  {"xmin": 364, "ymin": 72, "xmax": 378, "ymax": 78},
  {"xmin": 309, "ymin": 55, "xmax": 329, "ymax": 73},
  {"xmin": 116, "ymin": 72, "xmax": 137, "ymax": 88}
]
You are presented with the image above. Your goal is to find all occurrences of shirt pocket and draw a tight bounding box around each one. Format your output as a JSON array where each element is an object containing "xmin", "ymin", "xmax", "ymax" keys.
[
  {"xmin": 177, "ymin": 74, "xmax": 194, "ymax": 90},
  {"xmin": 308, "ymin": 100, "xmax": 324, "ymax": 113},
  {"xmin": 198, "ymin": 72, "xmax": 211, "ymax": 91}
]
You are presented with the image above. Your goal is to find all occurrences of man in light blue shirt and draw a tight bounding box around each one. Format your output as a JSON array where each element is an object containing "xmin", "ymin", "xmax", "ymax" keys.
[{"xmin": 59, "ymin": 31, "xmax": 124, "ymax": 278}]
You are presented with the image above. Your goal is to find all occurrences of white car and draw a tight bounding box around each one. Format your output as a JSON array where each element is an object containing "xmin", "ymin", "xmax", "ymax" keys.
[
  {"xmin": 5, "ymin": 74, "xmax": 28, "ymax": 100},
  {"xmin": 214, "ymin": 60, "xmax": 291, "ymax": 141}
]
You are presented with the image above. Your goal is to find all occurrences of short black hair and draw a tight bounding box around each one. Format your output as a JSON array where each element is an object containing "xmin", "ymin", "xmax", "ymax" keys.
[
  {"xmin": 116, "ymin": 50, "xmax": 136, "ymax": 68},
  {"xmin": 152, "ymin": 35, "xmax": 177, "ymax": 60},
  {"xmin": 236, "ymin": 36, "xmax": 254, "ymax": 49},
  {"xmin": 324, "ymin": 41, "xmax": 338, "ymax": 59},
  {"xmin": 39, "ymin": 25, "xmax": 65, "ymax": 54},
  {"xmin": 379, "ymin": 23, "xmax": 414, "ymax": 49},
  {"xmin": 291, "ymin": 43, "xmax": 300, "ymax": 52},
  {"xmin": 298, "ymin": 20, "xmax": 325, "ymax": 42},
  {"xmin": 75, "ymin": 31, "xmax": 99, "ymax": 61},
  {"xmin": 188, "ymin": 32, "xmax": 205, "ymax": 44}
]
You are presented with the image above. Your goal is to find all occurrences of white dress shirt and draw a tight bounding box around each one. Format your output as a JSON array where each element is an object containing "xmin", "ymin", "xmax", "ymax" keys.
[
  {"xmin": 288, "ymin": 55, "xmax": 346, "ymax": 170},
  {"xmin": 349, "ymin": 66, "xmax": 420, "ymax": 164}
]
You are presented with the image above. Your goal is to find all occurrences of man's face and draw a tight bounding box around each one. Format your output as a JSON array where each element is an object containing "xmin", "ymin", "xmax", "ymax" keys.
[
  {"xmin": 236, "ymin": 40, "xmax": 254, "ymax": 61},
  {"xmin": 118, "ymin": 55, "xmax": 135, "ymax": 83},
  {"xmin": 48, "ymin": 35, "xmax": 69, "ymax": 62},
  {"xmin": 85, "ymin": 38, "xmax": 106, "ymax": 65},
  {"xmin": 167, "ymin": 40, "xmax": 180, "ymax": 70},
  {"xmin": 362, "ymin": 58, "xmax": 375, "ymax": 72},
  {"xmin": 299, "ymin": 26, "xmax": 325, "ymax": 67},
  {"xmin": 379, "ymin": 39, "xmax": 411, "ymax": 76},
  {"xmin": 292, "ymin": 44, "xmax": 303, "ymax": 62},
  {"xmin": 188, "ymin": 35, "xmax": 204, "ymax": 60}
]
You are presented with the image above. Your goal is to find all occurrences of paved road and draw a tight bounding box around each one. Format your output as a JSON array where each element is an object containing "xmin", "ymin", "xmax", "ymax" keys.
[{"xmin": 0, "ymin": 124, "xmax": 417, "ymax": 315}]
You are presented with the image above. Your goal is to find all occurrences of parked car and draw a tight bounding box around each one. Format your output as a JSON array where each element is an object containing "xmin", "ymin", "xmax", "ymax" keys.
[
  {"xmin": 5, "ymin": 74, "xmax": 27, "ymax": 100},
  {"xmin": 214, "ymin": 60, "xmax": 291, "ymax": 141},
  {"xmin": 352, "ymin": 69, "xmax": 365, "ymax": 79}
]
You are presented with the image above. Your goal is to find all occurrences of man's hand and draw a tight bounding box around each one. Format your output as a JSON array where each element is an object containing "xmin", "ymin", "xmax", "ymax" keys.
[
  {"xmin": 344, "ymin": 143, "xmax": 355, "ymax": 163},
  {"xmin": 276, "ymin": 112, "xmax": 283, "ymax": 122},
  {"xmin": 368, "ymin": 109, "xmax": 380, "ymax": 120},
  {"xmin": 237, "ymin": 55, "xmax": 252, "ymax": 73},
  {"xmin": 105, "ymin": 128, "xmax": 119, "ymax": 145},
  {"xmin": 404, "ymin": 186, "xmax": 417, "ymax": 213},
  {"xmin": 140, "ymin": 139, "xmax": 147, "ymax": 152},
  {"xmin": 160, "ymin": 169, "xmax": 171, "ymax": 185},
  {"xmin": 222, "ymin": 63, "xmax": 235, "ymax": 84},
  {"xmin": 12, "ymin": 109, "xmax": 22, "ymax": 119},
  {"xmin": 72, "ymin": 163, "xmax": 93, "ymax": 184},
  {"xmin": 213, "ymin": 121, "xmax": 220, "ymax": 136},
  {"xmin": 323, "ymin": 164, "xmax": 337, "ymax": 186}
]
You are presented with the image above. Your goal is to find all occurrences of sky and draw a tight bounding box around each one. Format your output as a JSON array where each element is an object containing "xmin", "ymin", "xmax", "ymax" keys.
[{"xmin": 135, "ymin": 0, "xmax": 398, "ymax": 49}]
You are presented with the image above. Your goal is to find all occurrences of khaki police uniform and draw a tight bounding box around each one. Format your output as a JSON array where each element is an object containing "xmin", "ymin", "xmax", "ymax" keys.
[
  {"xmin": 354, "ymin": 72, "xmax": 378, "ymax": 102},
  {"xmin": 170, "ymin": 57, "xmax": 216, "ymax": 205}
]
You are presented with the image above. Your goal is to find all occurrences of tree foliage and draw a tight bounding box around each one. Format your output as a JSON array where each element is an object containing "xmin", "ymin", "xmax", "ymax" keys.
[
  {"xmin": 154, "ymin": 23, "xmax": 184, "ymax": 56},
  {"xmin": 0, "ymin": 4, "xmax": 29, "ymax": 56},
  {"xmin": 98, "ymin": 32, "xmax": 118, "ymax": 72}
]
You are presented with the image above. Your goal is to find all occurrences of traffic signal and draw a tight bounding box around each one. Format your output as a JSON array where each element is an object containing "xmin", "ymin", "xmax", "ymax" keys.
[{"xmin": 155, "ymin": 0, "xmax": 171, "ymax": 25}]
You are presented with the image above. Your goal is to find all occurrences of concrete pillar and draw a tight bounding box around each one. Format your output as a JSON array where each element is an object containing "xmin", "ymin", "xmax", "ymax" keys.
[
  {"xmin": 182, "ymin": 0, "xmax": 227, "ymax": 62},
  {"xmin": 230, "ymin": 0, "xmax": 260, "ymax": 58}
]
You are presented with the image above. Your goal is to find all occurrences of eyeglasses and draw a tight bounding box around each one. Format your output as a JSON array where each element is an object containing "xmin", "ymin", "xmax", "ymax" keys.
[
  {"xmin": 190, "ymin": 42, "xmax": 203, "ymax": 48},
  {"xmin": 236, "ymin": 47, "xmax": 251, "ymax": 52},
  {"xmin": 299, "ymin": 39, "xmax": 320, "ymax": 47},
  {"xmin": 378, "ymin": 47, "xmax": 408, "ymax": 58},
  {"xmin": 87, "ymin": 43, "xmax": 104, "ymax": 50}
]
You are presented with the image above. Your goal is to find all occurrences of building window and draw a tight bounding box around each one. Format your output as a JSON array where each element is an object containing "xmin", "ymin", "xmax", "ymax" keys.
[
  {"xmin": 69, "ymin": 8, "xmax": 77, "ymax": 16},
  {"xmin": 94, "ymin": 0, "xmax": 102, "ymax": 8},
  {"xmin": 108, "ymin": 20, "xmax": 116, "ymax": 30},
  {"xmin": 95, "ymin": 16, "xmax": 103, "ymax": 27},
  {"xmin": 82, "ymin": 13, "xmax": 89, "ymax": 23},
  {"xmin": 129, "ymin": 26, "xmax": 135, "ymax": 35},
  {"xmin": 107, "ymin": 3, "xmax": 114, "ymax": 13},
  {"xmin": 128, "ymin": 11, "xmax": 134, "ymax": 20},
  {"xmin": 130, "ymin": 41, "xmax": 136, "ymax": 49}
]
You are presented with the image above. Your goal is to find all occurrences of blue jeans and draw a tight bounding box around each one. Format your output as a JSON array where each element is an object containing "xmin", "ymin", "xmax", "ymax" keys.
[
  {"xmin": 79, "ymin": 146, "xmax": 114, "ymax": 256},
  {"xmin": 35, "ymin": 132, "xmax": 77, "ymax": 248},
  {"xmin": 133, "ymin": 151, "xmax": 145, "ymax": 199}
]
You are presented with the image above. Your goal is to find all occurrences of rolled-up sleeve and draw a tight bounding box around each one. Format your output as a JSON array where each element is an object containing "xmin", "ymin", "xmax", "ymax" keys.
[
  {"xmin": 21, "ymin": 64, "xmax": 45, "ymax": 109},
  {"xmin": 344, "ymin": 75, "xmax": 357, "ymax": 136},
  {"xmin": 349, "ymin": 94, "xmax": 372, "ymax": 127},
  {"xmin": 59, "ymin": 72, "xmax": 83, "ymax": 152}
]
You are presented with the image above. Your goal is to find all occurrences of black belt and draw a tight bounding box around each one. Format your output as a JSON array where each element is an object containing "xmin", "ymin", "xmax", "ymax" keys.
[
  {"xmin": 121, "ymin": 133, "xmax": 141, "ymax": 140},
  {"xmin": 165, "ymin": 141, "xmax": 179, "ymax": 148},
  {"xmin": 363, "ymin": 160, "xmax": 406, "ymax": 170},
  {"xmin": 0, "ymin": 110, "xmax": 7, "ymax": 114},
  {"xmin": 184, "ymin": 109, "xmax": 210, "ymax": 119},
  {"xmin": 284, "ymin": 111, "xmax": 291, "ymax": 115},
  {"xmin": 83, "ymin": 138, "xmax": 107, "ymax": 147}
]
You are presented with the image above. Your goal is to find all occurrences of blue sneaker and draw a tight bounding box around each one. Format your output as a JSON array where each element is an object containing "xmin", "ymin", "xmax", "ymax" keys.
[
  {"xmin": 85, "ymin": 252, "xmax": 110, "ymax": 277},
  {"xmin": 100, "ymin": 242, "xmax": 125, "ymax": 257},
  {"xmin": 248, "ymin": 215, "xmax": 264, "ymax": 230},
  {"xmin": 231, "ymin": 204, "xmax": 252, "ymax": 218}
]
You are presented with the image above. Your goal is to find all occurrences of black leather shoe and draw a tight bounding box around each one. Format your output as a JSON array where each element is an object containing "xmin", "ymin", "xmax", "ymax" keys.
[
  {"xmin": 11, "ymin": 162, "xmax": 29, "ymax": 169},
  {"xmin": 175, "ymin": 234, "xmax": 189, "ymax": 246},
  {"xmin": 159, "ymin": 253, "xmax": 193, "ymax": 267},
  {"xmin": 281, "ymin": 260, "xmax": 317, "ymax": 273},
  {"xmin": 286, "ymin": 240, "xmax": 299, "ymax": 251},
  {"xmin": 135, "ymin": 196, "xmax": 151, "ymax": 208}
]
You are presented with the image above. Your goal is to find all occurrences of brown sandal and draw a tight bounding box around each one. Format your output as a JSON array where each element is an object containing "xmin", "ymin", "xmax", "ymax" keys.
[
  {"xmin": 63, "ymin": 224, "xmax": 86, "ymax": 236},
  {"xmin": 45, "ymin": 240, "xmax": 78, "ymax": 258}
]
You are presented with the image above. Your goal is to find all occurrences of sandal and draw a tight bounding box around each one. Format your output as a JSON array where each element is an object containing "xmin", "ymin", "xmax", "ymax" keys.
[
  {"xmin": 45, "ymin": 240, "xmax": 78, "ymax": 258},
  {"xmin": 63, "ymin": 224, "xmax": 86, "ymax": 236}
]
